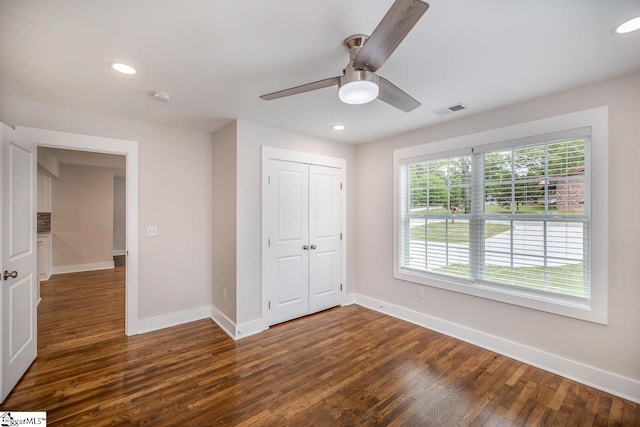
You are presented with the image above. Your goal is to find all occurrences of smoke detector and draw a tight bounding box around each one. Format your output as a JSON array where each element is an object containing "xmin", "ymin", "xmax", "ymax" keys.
[{"xmin": 152, "ymin": 91, "xmax": 171, "ymax": 102}]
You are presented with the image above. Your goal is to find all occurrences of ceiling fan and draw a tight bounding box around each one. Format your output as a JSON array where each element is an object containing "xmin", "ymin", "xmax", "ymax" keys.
[{"xmin": 260, "ymin": 0, "xmax": 429, "ymax": 112}]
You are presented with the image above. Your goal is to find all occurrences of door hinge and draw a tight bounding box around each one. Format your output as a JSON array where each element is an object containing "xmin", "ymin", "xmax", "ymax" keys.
[
  {"xmin": 340, "ymin": 233, "xmax": 343, "ymax": 241},
  {"xmin": 268, "ymin": 301, "xmax": 271, "ymax": 309},
  {"xmin": 340, "ymin": 182, "xmax": 343, "ymax": 190},
  {"xmin": 268, "ymin": 175, "xmax": 271, "ymax": 184},
  {"xmin": 267, "ymin": 238, "xmax": 271, "ymax": 247},
  {"xmin": 340, "ymin": 283, "xmax": 343, "ymax": 291}
]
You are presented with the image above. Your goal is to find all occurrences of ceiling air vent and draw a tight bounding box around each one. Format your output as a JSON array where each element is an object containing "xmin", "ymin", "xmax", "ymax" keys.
[{"xmin": 432, "ymin": 103, "xmax": 468, "ymax": 116}]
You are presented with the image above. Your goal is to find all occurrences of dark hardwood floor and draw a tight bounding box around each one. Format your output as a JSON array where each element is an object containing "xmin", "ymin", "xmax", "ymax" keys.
[{"xmin": 1, "ymin": 267, "xmax": 638, "ymax": 426}]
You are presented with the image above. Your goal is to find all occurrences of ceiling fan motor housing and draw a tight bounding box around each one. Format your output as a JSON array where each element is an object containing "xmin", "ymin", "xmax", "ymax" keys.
[{"xmin": 339, "ymin": 70, "xmax": 379, "ymax": 88}]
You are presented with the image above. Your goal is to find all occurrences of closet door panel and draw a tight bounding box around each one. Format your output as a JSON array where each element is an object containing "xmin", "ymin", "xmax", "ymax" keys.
[
  {"xmin": 265, "ymin": 160, "xmax": 309, "ymax": 326},
  {"xmin": 308, "ymin": 165, "xmax": 342, "ymax": 313}
]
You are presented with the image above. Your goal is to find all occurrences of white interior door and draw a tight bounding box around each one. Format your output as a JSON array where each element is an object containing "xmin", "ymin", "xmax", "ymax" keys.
[
  {"xmin": 308, "ymin": 165, "xmax": 341, "ymax": 313},
  {"xmin": 1, "ymin": 124, "xmax": 37, "ymax": 403},
  {"xmin": 264, "ymin": 160, "xmax": 310, "ymax": 326},
  {"xmin": 264, "ymin": 157, "xmax": 343, "ymax": 327}
]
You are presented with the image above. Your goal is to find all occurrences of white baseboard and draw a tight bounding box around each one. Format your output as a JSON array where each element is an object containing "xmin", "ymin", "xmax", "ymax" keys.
[
  {"xmin": 135, "ymin": 304, "xmax": 264, "ymax": 341},
  {"xmin": 209, "ymin": 307, "xmax": 264, "ymax": 340},
  {"xmin": 136, "ymin": 305, "xmax": 211, "ymax": 335},
  {"xmin": 210, "ymin": 306, "xmax": 236, "ymax": 339},
  {"xmin": 236, "ymin": 318, "xmax": 265, "ymax": 339},
  {"xmin": 112, "ymin": 249, "xmax": 126, "ymax": 256},
  {"xmin": 52, "ymin": 261, "xmax": 114, "ymax": 275},
  {"xmin": 342, "ymin": 293, "xmax": 356, "ymax": 306},
  {"xmin": 355, "ymin": 294, "xmax": 640, "ymax": 404}
]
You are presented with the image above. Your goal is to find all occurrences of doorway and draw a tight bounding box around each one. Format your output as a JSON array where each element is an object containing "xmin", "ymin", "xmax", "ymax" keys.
[{"xmin": 17, "ymin": 126, "xmax": 139, "ymax": 336}]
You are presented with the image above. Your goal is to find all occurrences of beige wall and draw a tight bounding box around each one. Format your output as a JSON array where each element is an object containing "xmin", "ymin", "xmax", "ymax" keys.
[
  {"xmin": 3, "ymin": 97, "xmax": 214, "ymax": 321},
  {"xmin": 236, "ymin": 120, "xmax": 357, "ymax": 325},
  {"xmin": 212, "ymin": 121, "xmax": 238, "ymax": 322},
  {"xmin": 52, "ymin": 164, "xmax": 114, "ymax": 267},
  {"xmin": 354, "ymin": 72, "xmax": 640, "ymax": 382},
  {"xmin": 113, "ymin": 176, "xmax": 126, "ymax": 254}
]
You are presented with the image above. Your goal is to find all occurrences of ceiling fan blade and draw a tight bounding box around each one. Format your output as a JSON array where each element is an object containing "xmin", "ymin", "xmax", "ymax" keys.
[
  {"xmin": 260, "ymin": 76, "xmax": 341, "ymax": 100},
  {"xmin": 353, "ymin": 0, "xmax": 429, "ymax": 72},
  {"xmin": 377, "ymin": 76, "xmax": 421, "ymax": 112}
]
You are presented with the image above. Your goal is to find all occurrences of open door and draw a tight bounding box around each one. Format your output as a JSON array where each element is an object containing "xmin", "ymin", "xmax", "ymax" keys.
[{"xmin": 0, "ymin": 123, "xmax": 37, "ymax": 403}]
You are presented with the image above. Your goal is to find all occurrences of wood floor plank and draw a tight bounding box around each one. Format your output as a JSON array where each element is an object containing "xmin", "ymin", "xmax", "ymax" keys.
[{"xmin": 1, "ymin": 267, "xmax": 638, "ymax": 426}]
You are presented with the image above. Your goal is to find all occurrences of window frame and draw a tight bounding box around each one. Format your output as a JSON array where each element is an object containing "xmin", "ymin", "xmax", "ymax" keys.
[{"xmin": 393, "ymin": 107, "xmax": 608, "ymax": 324}]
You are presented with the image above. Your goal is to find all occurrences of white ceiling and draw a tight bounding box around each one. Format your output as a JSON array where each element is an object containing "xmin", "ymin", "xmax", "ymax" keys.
[{"xmin": 1, "ymin": 0, "xmax": 639, "ymax": 144}]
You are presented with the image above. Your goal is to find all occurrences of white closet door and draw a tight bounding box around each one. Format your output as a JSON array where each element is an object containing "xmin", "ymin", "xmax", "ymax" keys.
[
  {"xmin": 264, "ymin": 160, "xmax": 309, "ymax": 326},
  {"xmin": 308, "ymin": 165, "xmax": 341, "ymax": 313}
]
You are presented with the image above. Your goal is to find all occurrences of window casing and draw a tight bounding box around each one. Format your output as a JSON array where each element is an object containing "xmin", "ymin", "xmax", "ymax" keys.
[{"xmin": 393, "ymin": 108, "xmax": 607, "ymax": 324}]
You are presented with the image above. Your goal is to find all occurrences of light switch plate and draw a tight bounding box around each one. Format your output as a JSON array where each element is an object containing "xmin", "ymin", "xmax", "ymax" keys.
[{"xmin": 146, "ymin": 226, "xmax": 159, "ymax": 237}]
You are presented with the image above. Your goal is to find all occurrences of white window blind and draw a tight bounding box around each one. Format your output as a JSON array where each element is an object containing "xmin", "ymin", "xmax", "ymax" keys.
[
  {"xmin": 399, "ymin": 136, "xmax": 590, "ymax": 300},
  {"xmin": 400, "ymin": 154, "xmax": 473, "ymax": 279}
]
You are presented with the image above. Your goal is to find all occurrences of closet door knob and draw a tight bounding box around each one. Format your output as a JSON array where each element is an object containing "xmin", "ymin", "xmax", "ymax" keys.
[
  {"xmin": 303, "ymin": 245, "xmax": 309, "ymax": 250},
  {"xmin": 310, "ymin": 244, "xmax": 317, "ymax": 250}
]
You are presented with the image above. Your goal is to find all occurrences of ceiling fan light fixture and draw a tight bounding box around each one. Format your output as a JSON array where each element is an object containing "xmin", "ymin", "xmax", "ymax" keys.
[{"xmin": 338, "ymin": 71, "xmax": 379, "ymax": 105}]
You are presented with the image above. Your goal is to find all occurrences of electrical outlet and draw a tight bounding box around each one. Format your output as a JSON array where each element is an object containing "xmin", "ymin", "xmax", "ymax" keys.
[
  {"xmin": 417, "ymin": 286, "xmax": 424, "ymax": 298},
  {"xmin": 146, "ymin": 226, "xmax": 159, "ymax": 237},
  {"xmin": 81, "ymin": 249, "xmax": 87, "ymax": 257},
  {"xmin": 223, "ymin": 288, "xmax": 227, "ymax": 300}
]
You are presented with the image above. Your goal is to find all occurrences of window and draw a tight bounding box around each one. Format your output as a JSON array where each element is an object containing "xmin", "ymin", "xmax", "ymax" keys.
[{"xmin": 393, "ymin": 108, "xmax": 608, "ymax": 323}]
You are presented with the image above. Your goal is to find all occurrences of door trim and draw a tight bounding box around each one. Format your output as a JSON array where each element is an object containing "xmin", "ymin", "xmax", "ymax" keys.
[
  {"xmin": 16, "ymin": 127, "xmax": 139, "ymax": 336},
  {"xmin": 261, "ymin": 146, "xmax": 347, "ymax": 331}
]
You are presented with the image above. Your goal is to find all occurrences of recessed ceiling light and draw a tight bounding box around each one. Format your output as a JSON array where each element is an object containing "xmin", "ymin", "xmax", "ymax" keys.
[
  {"xmin": 111, "ymin": 63, "xmax": 137, "ymax": 75},
  {"xmin": 615, "ymin": 16, "xmax": 640, "ymax": 34},
  {"xmin": 332, "ymin": 124, "xmax": 346, "ymax": 131}
]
